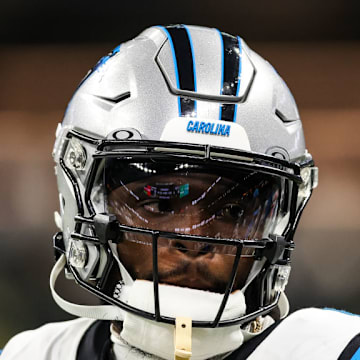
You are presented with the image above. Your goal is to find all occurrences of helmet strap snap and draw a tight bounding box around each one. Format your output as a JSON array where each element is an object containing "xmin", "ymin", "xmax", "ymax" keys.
[{"xmin": 174, "ymin": 317, "xmax": 192, "ymax": 360}]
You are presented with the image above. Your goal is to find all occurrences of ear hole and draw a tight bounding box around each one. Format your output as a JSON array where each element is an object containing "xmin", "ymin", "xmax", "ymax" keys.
[{"xmin": 59, "ymin": 193, "xmax": 66, "ymax": 214}]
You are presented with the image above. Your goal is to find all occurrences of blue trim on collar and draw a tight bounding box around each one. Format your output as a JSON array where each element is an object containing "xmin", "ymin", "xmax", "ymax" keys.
[{"xmin": 324, "ymin": 308, "xmax": 360, "ymax": 317}]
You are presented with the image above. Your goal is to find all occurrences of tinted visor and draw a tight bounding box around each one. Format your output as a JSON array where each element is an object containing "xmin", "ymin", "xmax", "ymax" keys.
[{"xmin": 105, "ymin": 160, "xmax": 286, "ymax": 243}]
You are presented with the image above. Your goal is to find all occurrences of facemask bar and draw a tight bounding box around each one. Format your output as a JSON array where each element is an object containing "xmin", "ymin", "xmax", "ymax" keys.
[
  {"xmin": 54, "ymin": 129, "xmax": 314, "ymax": 327},
  {"xmin": 68, "ymin": 216, "xmax": 292, "ymax": 327}
]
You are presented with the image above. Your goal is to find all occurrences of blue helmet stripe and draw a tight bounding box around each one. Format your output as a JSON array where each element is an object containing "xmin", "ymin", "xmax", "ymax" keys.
[
  {"xmin": 216, "ymin": 28, "xmax": 225, "ymax": 120},
  {"xmin": 157, "ymin": 26, "xmax": 182, "ymax": 116},
  {"xmin": 183, "ymin": 25, "xmax": 197, "ymax": 91},
  {"xmin": 233, "ymin": 36, "xmax": 243, "ymax": 122},
  {"xmin": 158, "ymin": 25, "xmax": 197, "ymax": 117},
  {"xmin": 351, "ymin": 348, "xmax": 360, "ymax": 360},
  {"xmin": 217, "ymin": 31, "xmax": 241, "ymax": 122},
  {"xmin": 183, "ymin": 24, "xmax": 197, "ymax": 114},
  {"xmin": 235, "ymin": 36, "xmax": 242, "ymax": 97}
]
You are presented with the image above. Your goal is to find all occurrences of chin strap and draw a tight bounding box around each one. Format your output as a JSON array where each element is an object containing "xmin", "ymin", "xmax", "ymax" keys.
[
  {"xmin": 175, "ymin": 317, "xmax": 192, "ymax": 360},
  {"xmin": 50, "ymin": 254, "xmax": 125, "ymax": 321},
  {"xmin": 277, "ymin": 291, "xmax": 289, "ymax": 319}
]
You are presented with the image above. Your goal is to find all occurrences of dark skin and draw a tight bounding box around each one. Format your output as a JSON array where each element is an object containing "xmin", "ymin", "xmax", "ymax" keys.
[{"xmin": 108, "ymin": 173, "xmax": 271, "ymax": 294}]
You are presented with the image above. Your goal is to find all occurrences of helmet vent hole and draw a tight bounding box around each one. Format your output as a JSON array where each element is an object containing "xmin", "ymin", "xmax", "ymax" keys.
[
  {"xmin": 93, "ymin": 91, "xmax": 131, "ymax": 104},
  {"xmin": 59, "ymin": 193, "xmax": 66, "ymax": 214},
  {"xmin": 275, "ymin": 109, "xmax": 291, "ymax": 123}
]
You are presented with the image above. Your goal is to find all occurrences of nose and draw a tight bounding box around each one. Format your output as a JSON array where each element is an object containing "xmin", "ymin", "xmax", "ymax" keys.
[{"xmin": 170, "ymin": 239, "xmax": 214, "ymax": 258}]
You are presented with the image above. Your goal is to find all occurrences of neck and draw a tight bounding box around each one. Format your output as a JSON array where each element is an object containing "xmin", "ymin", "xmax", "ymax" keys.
[{"xmin": 110, "ymin": 281, "xmax": 248, "ymax": 360}]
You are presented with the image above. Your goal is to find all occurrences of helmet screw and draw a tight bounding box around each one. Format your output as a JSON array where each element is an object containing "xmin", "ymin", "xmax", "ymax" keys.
[
  {"xmin": 300, "ymin": 167, "xmax": 311, "ymax": 184},
  {"xmin": 66, "ymin": 138, "xmax": 87, "ymax": 170},
  {"xmin": 69, "ymin": 241, "xmax": 88, "ymax": 268}
]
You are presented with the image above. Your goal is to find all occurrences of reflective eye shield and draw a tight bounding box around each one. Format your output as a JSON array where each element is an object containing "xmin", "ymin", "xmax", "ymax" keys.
[
  {"xmin": 58, "ymin": 132, "xmax": 314, "ymax": 242},
  {"xmin": 62, "ymin": 131, "xmax": 315, "ymax": 254},
  {"xmin": 86, "ymin": 138, "xmax": 307, "ymax": 238},
  {"xmin": 104, "ymin": 161, "xmax": 284, "ymax": 242},
  {"xmin": 62, "ymin": 130, "xmax": 311, "ymax": 245},
  {"xmin": 67, "ymin": 134, "xmax": 314, "ymax": 240}
]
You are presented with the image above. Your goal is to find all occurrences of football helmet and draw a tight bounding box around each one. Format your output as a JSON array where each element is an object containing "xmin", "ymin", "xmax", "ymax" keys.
[{"xmin": 51, "ymin": 25, "xmax": 318, "ymax": 330}]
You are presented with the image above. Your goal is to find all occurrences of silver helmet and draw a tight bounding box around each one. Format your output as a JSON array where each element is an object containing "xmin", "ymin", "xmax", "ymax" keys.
[{"xmin": 51, "ymin": 25, "xmax": 318, "ymax": 328}]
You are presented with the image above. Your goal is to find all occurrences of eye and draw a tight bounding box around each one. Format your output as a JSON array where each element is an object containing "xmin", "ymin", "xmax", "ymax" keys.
[
  {"xmin": 142, "ymin": 200, "xmax": 173, "ymax": 214},
  {"xmin": 216, "ymin": 204, "xmax": 244, "ymax": 220},
  {"xmin": 143, "ymin": 201, "xmax": 160, "ymax": 214}
]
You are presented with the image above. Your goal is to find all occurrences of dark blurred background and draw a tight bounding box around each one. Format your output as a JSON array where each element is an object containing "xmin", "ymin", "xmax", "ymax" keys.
[{"xmin": 1, "ymin": 0, "xmax": 360, "ymax": 348}]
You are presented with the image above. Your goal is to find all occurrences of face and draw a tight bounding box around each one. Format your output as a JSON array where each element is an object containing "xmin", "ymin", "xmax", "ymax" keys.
[{"xmin": 107, "ymin": 170, "xmax": 279, "ymax": 294}]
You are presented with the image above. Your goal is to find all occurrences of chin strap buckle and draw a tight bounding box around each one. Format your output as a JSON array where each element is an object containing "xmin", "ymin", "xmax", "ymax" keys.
[{"xmin": 174, "ymin": 317, "xmax": 192, "ymax": 360}]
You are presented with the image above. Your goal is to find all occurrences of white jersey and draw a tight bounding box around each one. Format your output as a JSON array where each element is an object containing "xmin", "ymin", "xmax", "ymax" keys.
[
  {"xmin": 1, "ymin": 318, "xmax": 96, "ymax": 360},
  {"xmin": 247, "ymin": 308, "xmax": 360, "ymax": 360},
  {"xmin": 1, "ymin": 308, "xmax": 360, "ymax": 360}
]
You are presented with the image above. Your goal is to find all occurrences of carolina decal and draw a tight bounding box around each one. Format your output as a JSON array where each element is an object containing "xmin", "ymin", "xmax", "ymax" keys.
[
  {"xmin": 160, "ymin": 25, "xmax": 197, "ymax": 117},
  {"xmin": 187, "ymin": 120, "xmax": 231, "ymax": 137},
  {"xmin": 217, "ymin": 31, "xmax": 242, "ymax": 122}
]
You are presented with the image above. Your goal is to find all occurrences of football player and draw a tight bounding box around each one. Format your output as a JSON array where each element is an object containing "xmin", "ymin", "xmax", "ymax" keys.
[{"xmin": 2, "ymin": 25, "xmax": 360, "ymax": 360}]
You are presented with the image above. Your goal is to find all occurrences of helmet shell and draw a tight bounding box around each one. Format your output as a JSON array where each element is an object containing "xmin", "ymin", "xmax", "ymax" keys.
[{"xmin": 62, "ymin": 25, "xmax": 305, "ymax": 161}]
